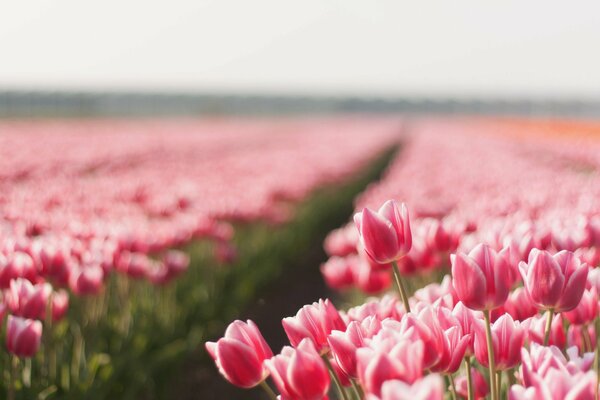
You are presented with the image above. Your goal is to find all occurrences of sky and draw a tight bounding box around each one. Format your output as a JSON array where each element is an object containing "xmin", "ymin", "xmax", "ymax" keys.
[{"xmin": 1, "ymin": 0, "xmax": 600, "ymax": 99}]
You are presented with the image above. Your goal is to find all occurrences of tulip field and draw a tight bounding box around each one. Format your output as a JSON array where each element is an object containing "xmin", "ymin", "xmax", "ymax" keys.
[{"xmin": 2, "ymin": 116, "xmax": 600, "ymax": 400}]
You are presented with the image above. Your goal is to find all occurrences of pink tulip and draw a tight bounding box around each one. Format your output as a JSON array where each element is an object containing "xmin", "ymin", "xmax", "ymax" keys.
[
  {"xmin": 503, "ymin": 287, "xmax": 538, "ymax": 321},
  {"xmin": 346, "ymin": 295, "xmax": 403, "ymax": 323},
  {"xmin": 377, "ymin": 374, "xmax": 444, "ymax": 400},
  {"xmin": 320, "ymin": 256, "xmax": 354, "ymax": 291},
  {"xmin": 451, "ymin": 243, "xmax": 511, "ymax": 311},
  {"xmin": 456, "ymin": 368, "xmax": 489, "ymax": 400},
  {"xmin": 282, "ymin": 299, "xmax": 346, "ymax": 353},
  {"xmin": 354, "ymin": 200, "xmax": 412, "ymax": 264},
  {"xmin": 519, "ymin": 249, "xmax": 588, "ymax": 312},
  {"xmin": 523, "ymin": 312, "xmax": 566, "ymax": 349},
  {"xmin": 68, "ymin": 264, "xmax": 104, "ymax": 295},
  {"xmin": 5, "ymin": 278, "xmax": 52, "ymax": 320},
  {"xmin": 474, "ymin": 313, "xmax": 524, "ymax": 370},
  {"xmin": 6, "ymin": 315, "xmax": 42, "ymax": 358},
  {"xmin": 353, "ymin": 258, "xmax": 393, "ymax": 294},
  {"xmin": 356, "ymin": 339, "xmax": 424, "ymax": 397},
  {"xmin": 51, "ymin": 289, "xmax": 69, "ymax": 322},
  {"xmin": 567, "ymin": 324, "xmax": 596, "ymax": 353},
  {"xmin": 400, "ymin": 307, "xmax": 445, "ymax": 369},
  {"xmin": 205, "ymin": 320, "xmax": 273, "ymax": 388},
  {"xmin": 328, "ymin": 317, "xmax": 381, "ymax": 379},
  {"xmin": 265, "ymin": 338, "xmax": 330, "ymax": 400},
  {"xmin": 0, "ymin": 252, "xmax": 35, "ymax": 289},
  {"xmin": 451, "ymin": 302, "xmax": 483, "ymax": 357},
  {"xmin": 564, "ymin": 287, "xmax": 598, "ymax": 326}
]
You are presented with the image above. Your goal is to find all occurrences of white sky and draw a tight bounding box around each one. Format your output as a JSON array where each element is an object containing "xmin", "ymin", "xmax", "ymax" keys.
[{"xmin": 1, "ymin": 0, "xmax": 600, "ymax": 99}]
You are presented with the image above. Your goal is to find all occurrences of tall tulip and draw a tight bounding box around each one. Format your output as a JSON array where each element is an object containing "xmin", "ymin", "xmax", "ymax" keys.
[
  {"xmin": 265, "ymin": 338, "xmax": 330, "ymax": 400},
  {"xmin": 205, "ymin": 320, "xmax": 273, "ymax": 389},
  {"xmin": 6, "ymin": 315, "xmax": 42, "ymax": 358},
  {"xmin": 354, "ymin": 200, "xmax": 412, "ymax": 311}
]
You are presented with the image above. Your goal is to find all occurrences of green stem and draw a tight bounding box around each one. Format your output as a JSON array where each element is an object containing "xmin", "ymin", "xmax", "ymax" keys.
[
  {"xmin": 465, "ymin": 357, "xmax": 474, "ymax": 400},
  {"xmin": 322, "ymin": 356, "xmax": 350, "ymax": 400},
  {"xmin": 8, "ymin": 355, "xmax": 17, "ymax": 400},
  {"xmin": 259, "ymin": 380, "xmax": 277, "ymax": 400},
  {"xmin": 448, "ymin": 374, "xmax": 457, "ymax": 400},
  {"xmin": 392, "ymin": 261, "xmax": 411, "ymax": 313},
  {"xmin": 543, "ymin": 309, "xmax": 554, "ymax": 346},
  {"xmin": 484, "ymin": 310, "xmax": 498, "ymax": 400},
  {"xmin": 582, "ymin": 324, "xmax": 593, "ymax": 353},
  {"xmin": 351, "ymin": 379, "xmax": 364, "ymax": 399}
]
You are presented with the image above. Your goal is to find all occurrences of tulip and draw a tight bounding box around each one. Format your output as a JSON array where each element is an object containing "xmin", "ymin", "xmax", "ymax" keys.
[
  {"xmin": 282, "ymin": 299, "xmax": 346, "ymax": 353},
  {"xmin": 523, "ymin": 313, "xmax": 566, "ymax": 349},
  {"xmin": 354, "ymin": 200, "xmax": 412, "ymax": 311},
  {"xmin": 51, "ymin": 289, "xmax": 69, "ymax": 322},
  {"xmin": 356, "ymin": 339, "xmax": 424, "ymax": 397},
  {"xmin": 5, "ymin": 278, "xmax": 52, "ymax": 320},
  {"xmin": 354, "ymin": 200, "xmax": 411, "ymax": 265},
  {"xmin": 474, "ymin": 314, "xmax": 525, "ymax": 371},
  {"xmin": 6, "ymin": 315, "xmax": 42, "ymax": 358},
  {"xmin": 328, "ymin": 317, "xmax": 381, "ymax": 379},
  {"xmin": 451, "ymin": 243, "xmax": 511, "ymax": 311},
  {"xmin": 0, "ymin": 252, "xmax": 35, "ymax": 289},
  {"xmin": 320, "ymin": 256, "xmax": 355, "ymax": 291},
  {"xmin": 564, "ymin": 287, "xmax": 598, "ymax": 326},
  {"xmin": 346, "ymin": 295, "xmax": 403, "ymax": 323},
  {"xmin": 68, "ymin": 264, "xmax": 104, "ymax": 295},
  {"xmin": 378, "ymin": 374, "xmax": 444, "ymax": 400},
  {"xmin": 503, "ymin": 287, "xmax": 538, "ymax": 321},
  {"xmin": 519, "ymin": 249, "xmax": 588, "ymax": 312},
  {"xmin": 205, "ymin": 320, "xmax": 273, "ymax": 389},
  {"xmin": 455, "ymin": 367, "xmax": 489, "ymax": 400},
  {"xmin": 265, "ymin": 338, "xmax": 330, "ymax": 400}
]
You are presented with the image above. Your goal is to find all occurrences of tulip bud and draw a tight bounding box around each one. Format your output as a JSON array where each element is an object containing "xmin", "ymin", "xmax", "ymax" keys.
[
  {"xmin": 354, "ymin": 200, "xmax": 412, "ymax": 264},
  {"xmin": 451, "ymin": 243, "xmax": 511, "ymax": 311},
  {"xmin": 519, "ymin": 249, "xmax": 588, "ymax": 312},
  {"xmin": 205, "ymin": 320, "xmax": 272, "ymax": 388},
  {"xmin": 265, "ymin": 339, "xmax": 330, "ymax": 399},
  {"xmin": 6, "ymin": 316, "xmax": 42, "ymax": 358}
]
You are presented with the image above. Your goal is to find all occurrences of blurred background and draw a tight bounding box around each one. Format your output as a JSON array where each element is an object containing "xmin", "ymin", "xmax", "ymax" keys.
[{"xmin": 1, "ymin": 0, "xmax": 600, "ymax": 117}]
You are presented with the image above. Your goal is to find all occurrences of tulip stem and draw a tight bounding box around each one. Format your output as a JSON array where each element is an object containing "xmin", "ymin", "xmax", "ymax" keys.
[
  {"xmin": 543, "ymin": 309, "xmax": 554, "ymax": 346},
  {"xmin": 392, "ymin": 261, "xmax": 411, "ymax": 313},
  {"xmin": 351, "ymin": 379, "xmax": 364, "ymax": 399},
  {"xmin": 447, "ymin": 374, "xmax": 457, "ymax": 400},
  {"xmin": 465, "ymin": 357, "xmax": 474, "ymax": 400},
  {"xmin": 322, "ymin": 355, "xmax": 350, "ymax": 400},
  {"xmin": 582, "ymin": 324, "xmax": 593, "ymax": 353},
  {"xmin": 259, "ymin": 380, "xmax": 277, "ymax": 400},
  {"xmin": 483, "ymin": 310, "xmax": 498, "ymax": 400}
]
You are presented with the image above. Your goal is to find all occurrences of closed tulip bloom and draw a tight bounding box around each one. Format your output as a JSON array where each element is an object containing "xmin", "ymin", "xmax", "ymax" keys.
[
  {"xmin": 265, "ymin": 338, "xmax": 330, "ymax": 400},
  {"xmin": 400, "ymin": 307, "xmax": 445, "ymax": 369},
  {"xmin": 519, "ymin": 249, "xmax": 588, "ymax": 312},
  {"xmin": 320, "ymin": 256, "xmax": 355, "ymax": 291},
  {"xmin": 354, "ymin": 200, "xmax": 412, "ymax": 264},
  {"xmin": 523, "ymin": 313, "xmax": 566, "ymax": 349},
  {"xmin": 474, "ymin": 314, "xmax": 524, "ymax": 371},
  {"xmin": 356, "ymin": 340, "xmax": 424, "ymax": 397},
  {"xmin": 51, "ymin": 289, "xmax": 69, "ymax": 322},
  {"xmin": 509, "ymin": 370, "xmax": 597, "ymax": 400},
  {"xmin": 6, "ymin": 278, "xmax": 52, "ymax": 320},
  {"xmin": 378, "ymin": 374, "xmax": 444, "ymax": 400},
  {"xmin": 451, "ymin": 243, "xmax": 511, "ymax": 310},
  {"xmin": 6, "ymin": 315, "xmax": 42, "ymax": 358},
  {"xmin": 205, "ymin": 320, "xmax": 273, "ymax": 388},
  {"xmin": 456, "ymin": 368, "xmax": 489, "ymax": 400},
  {"xmin": 328, "ymin": 317, "xmax": 381, "ymax": 379},
  {"xmin": 564, "ymin": 287, "xmax": 598, "ymax": 326},
  {"xmin": 68, "ymin": 264, "xmax": 104, "ymax": 295},
  {"xmin": 503, "ymin": 287, "xmax": 538, "ymax": 321},
  {"xmin": 282, "ymin": 299, "xmax": 346, "ymax": 353}
]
